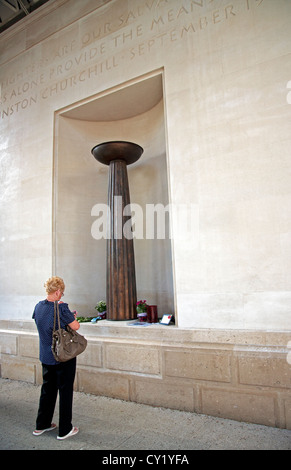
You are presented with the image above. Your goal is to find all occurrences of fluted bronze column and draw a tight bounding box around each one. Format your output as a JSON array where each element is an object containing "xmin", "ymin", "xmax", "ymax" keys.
[{"xmin": 91, "ymin": 141, "xmax": 143, "ymax": 320}]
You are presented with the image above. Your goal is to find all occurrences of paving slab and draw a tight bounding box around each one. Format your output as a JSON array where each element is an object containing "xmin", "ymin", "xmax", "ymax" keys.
[{"xmin": 0, "ymin": 378, "xmax": 290, "ymax": 452}]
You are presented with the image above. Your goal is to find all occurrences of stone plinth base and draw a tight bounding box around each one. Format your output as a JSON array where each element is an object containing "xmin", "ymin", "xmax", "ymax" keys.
[{"xmin": 0, "ymin": 320, "xmax": 290, "ymax": 429}]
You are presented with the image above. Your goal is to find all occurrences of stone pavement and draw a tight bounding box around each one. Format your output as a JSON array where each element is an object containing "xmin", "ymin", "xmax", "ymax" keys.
[{"xmin": 0, "ymin": 378, "xmax": 290, "ymax": 451}]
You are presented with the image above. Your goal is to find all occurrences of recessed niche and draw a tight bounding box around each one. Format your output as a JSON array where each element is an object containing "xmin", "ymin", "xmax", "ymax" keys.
[{"xmin": 53, "ymin": 70, "xmax": 175, "ymax": 318}]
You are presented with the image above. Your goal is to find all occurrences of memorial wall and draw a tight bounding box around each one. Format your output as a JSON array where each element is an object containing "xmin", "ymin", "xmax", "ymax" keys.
[
  {"xmin": 0, "ymin": 0, "xmax": 291, "ymax": 331},
  {"xmin": 1, "ymin": 0, "xmax": 291, "ymax": 429}
]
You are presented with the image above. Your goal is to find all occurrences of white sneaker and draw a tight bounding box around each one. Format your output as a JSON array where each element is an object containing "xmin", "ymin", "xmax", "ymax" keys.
[
  {"xmin": 57, "ymin": 426, "xmax": 79, "ymax": 440},
  {"xmin": 33, "ymin": 423, "xmax": 57, "ymax": 436}
]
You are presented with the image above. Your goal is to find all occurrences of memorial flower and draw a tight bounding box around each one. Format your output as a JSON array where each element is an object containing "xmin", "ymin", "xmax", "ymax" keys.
[
  {"xmin": 95, "ymin": 300, "xmax": 106, "ymax": 313},
  {"xmin": 136, "ymin": 300, "xmax": 147, "ymax": 313}
]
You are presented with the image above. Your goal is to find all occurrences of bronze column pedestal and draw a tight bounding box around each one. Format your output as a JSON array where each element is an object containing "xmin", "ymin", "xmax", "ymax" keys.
[{"xmin": 91, "ymin": 141, "xmax": 143, "ymax": 321}]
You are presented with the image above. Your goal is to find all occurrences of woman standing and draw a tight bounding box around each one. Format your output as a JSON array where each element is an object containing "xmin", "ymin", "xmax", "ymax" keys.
[{"xmin": 32, "ymin": 276, "xmax": 80, "ymax": 440}]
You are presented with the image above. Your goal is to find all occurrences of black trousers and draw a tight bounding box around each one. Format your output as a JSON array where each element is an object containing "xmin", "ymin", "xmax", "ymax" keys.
[{"xmin": 36, "ymin": 358, "xmax": 76, "ymax": 437}]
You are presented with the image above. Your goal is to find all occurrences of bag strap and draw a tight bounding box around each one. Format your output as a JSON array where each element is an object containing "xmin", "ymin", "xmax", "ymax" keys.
[{"xmin": 53, "ymin": 301, "xmax": 61, "ymax": 332}]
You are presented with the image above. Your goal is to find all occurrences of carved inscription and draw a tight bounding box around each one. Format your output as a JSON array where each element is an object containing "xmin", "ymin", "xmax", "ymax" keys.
[{"xmin": 0, "ymin": 0, "xmax": 265, "ymax": 120}]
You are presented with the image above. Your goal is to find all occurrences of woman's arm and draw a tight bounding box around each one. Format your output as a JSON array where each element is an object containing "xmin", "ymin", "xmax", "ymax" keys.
[
  {"xmin": 68, "ymin": 319, "xmax": 80, "ymax": 330},
  {"xmin": 59, "ymin": 302, "xmax": 80, "ymax": 330}
]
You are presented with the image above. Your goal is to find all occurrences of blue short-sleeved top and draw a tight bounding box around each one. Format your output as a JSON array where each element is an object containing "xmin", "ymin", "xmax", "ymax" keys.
[{"xmin": 32, "ymin": 300, "xmax": 75, "ymax": 365}]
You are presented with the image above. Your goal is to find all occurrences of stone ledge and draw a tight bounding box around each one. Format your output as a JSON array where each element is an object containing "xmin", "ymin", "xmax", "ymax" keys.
[{"xmin": 1, "ymin": 320, "xmax": 290, "ymax": 348}]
